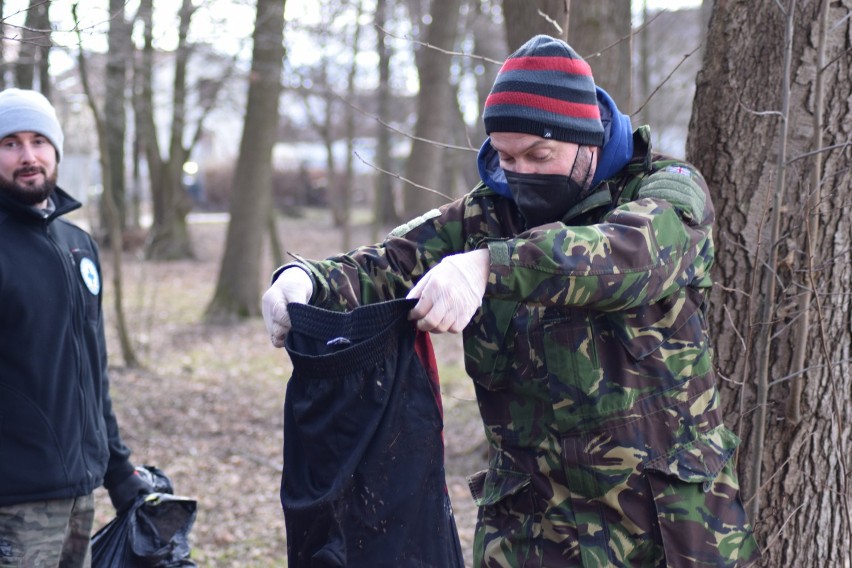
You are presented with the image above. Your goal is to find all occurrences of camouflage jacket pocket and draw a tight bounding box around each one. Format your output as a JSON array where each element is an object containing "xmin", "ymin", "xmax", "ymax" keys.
[
  {"xmin": 644, "ymin": 424, "xmax": 739, "ymax": 483},
  {"xmin": 643, "ymin": 426, "xmax": 759, "ymax": 567},
  {"xmin": 608, "ymin": 287, "xmax": 704, "ymax": 361},
  {"xmin": 468, "ymin": 467, "xmax": 540, "ymax": 567},
  {"xmin": 467, "ymin": 467, "xmax": 531, "ymax": 507},
  {"xmin": 463, "ymin": 299, "xmax": 521, "ymax": 390},
  {"xmin": 600, "ymin": 287, "xmax": 712, "ymax": 387}
]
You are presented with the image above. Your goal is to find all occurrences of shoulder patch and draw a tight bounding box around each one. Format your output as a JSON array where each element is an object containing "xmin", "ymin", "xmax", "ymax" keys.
[
  {"xmin": 664, "ymin": 165, "xmax": 694, "ymax": 177},
  {"xmin": 637, "ymin": 172, "xmax": 706, "ymax": 223},
  {"xmin": 388, "ymin": 208, "xmax": 442, "ymax": 238}
]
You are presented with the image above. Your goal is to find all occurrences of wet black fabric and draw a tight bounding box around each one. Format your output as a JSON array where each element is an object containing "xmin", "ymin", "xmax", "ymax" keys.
[{"xmin": 282, "ymin": 298, "xmax": 464, "ymax": 568}]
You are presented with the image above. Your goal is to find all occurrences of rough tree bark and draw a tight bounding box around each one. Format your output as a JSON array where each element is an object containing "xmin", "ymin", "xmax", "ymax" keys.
[
  {"xmin": 205, "ymin": 0, "xmax": 286, "ymax": 321},
  {"xmin": 686, "ymin": 0, "xmax": 852, "ymax": 564}
]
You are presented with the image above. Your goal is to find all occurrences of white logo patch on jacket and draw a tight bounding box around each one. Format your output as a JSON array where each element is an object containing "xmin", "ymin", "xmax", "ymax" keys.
[{"xmin": 79, "ymin": 257, "xmax": 101, "ymax": 295}]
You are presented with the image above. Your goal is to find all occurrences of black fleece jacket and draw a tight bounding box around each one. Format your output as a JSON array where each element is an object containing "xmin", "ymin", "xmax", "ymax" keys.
[{"xmin": 0, "ymin": 187, "xmax": 135, "ymax": 507}]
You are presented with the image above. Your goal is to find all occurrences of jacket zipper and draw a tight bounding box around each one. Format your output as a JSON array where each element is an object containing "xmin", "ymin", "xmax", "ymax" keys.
[{"xmin": 45, "ymin": 223, "xmax": 93, "ymax": 483}]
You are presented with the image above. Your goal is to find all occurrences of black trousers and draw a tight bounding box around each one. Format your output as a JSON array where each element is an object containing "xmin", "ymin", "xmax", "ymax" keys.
[{"xmin": 282, "ymin": 299, "xmax": 464, "ymax": 568}]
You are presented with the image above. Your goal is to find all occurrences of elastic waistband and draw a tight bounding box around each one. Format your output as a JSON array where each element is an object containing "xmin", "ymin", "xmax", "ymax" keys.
[{"xmin": 285, "ymin": 299, "xmax": 418, "ymax": 378}]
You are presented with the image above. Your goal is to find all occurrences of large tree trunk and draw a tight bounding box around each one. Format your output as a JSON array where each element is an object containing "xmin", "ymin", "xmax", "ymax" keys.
[
  {"xmin": 205, "ymin": 0, "xmax": 286, "ymax": 322},
  {"xmin": 567, "ymin": 0, "xmax": 631, "ymax": 111},
  {"xmin": 686, "ymin": 0, "xmax": 852, "ymax": 564},
  {"xmin": 400, "ymin": 0, "xmax": 462, "ymax": 218},
  {"xmin": 501, "ymin": 0, "xmax": 568, "ymax": 51}
]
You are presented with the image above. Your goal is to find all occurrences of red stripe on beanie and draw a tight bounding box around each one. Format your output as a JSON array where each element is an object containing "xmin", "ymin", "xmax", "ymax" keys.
[
  {"xmin": 500, "ymin": 55, "xmax": 593, "ymax": 76},
  {"xmin": 485, "ymin": 91, "xmax": 601, "ymax": 120}
]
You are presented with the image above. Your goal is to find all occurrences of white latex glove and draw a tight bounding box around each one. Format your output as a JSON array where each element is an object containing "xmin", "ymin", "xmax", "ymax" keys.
[
  {"xmin": 406, "ymin": 249, "xmax": 489, "ymax": 333},
  {"xmin": 261, "ymin": 267, "xmax": 314, "ymax": 348}
]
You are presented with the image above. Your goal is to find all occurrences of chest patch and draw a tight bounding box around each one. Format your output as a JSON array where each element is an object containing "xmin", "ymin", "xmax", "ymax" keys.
[{"xmin": 79, "ymin": 257, "xmax": 101, "ymax": 295}]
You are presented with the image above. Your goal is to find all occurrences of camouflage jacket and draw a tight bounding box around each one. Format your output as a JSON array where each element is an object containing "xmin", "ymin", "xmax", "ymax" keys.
[{"xmin": 290, "ymin": 127, "xmax": 758, "ymax": 567}]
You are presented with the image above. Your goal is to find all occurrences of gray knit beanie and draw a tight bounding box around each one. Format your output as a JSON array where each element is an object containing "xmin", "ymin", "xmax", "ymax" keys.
[
  {"xmin": 483, "ymin": 35, "xmax": 604, "ymax": 146},
  {"xmin": 0, "ymin": 88, "xmax": 64, "ymax": 162}
]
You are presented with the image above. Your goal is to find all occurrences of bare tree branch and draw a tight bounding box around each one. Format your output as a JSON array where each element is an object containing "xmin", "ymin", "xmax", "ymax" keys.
[
  {"xmin": 786, "ymin": 140, "xmax": 851, "ymax": 164},
  {"xmin": 335, "ymin": 92, "xmax": 477, "ymax": 153},
  {"xmin": 747, "ymin": 0, "xmax": 797, "ymax": 523},
  {"xmin": 353, "ymin": 151, "xmax": 453, "ymax": 202},
  {"xmin": 375, "ymin": 23, "xmax": 502, "ymax": 65},
  {"xmin": 536, "ymin": 8, "xmax": 563, "ymax": 35},
  {"xmin": 631, "ymin": 42, "xmax": 703, "ymax": 117},
  {"xmin": 584, "ymin": 9, "xmax": 668, "ymax": 61}
]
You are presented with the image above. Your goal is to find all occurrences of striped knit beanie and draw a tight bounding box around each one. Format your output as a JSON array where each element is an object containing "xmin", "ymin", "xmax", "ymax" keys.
[{"xmin": 483, "ymin": 35, "xmax": 604, "ymax": 147}]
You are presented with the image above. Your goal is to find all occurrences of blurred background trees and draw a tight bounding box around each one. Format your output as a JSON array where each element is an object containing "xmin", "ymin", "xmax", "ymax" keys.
[{"xmin": 1, "ymin": 0, "xmax": 850, "ymax": 563}]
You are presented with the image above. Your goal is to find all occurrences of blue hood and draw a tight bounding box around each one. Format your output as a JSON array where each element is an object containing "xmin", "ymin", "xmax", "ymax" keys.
[{"xmin": 477, "ymin": 86, "xmax": 634, "ymax": 199}]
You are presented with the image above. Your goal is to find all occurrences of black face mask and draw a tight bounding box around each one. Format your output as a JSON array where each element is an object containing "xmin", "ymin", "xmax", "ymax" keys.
[
  {"xmin": 504, "ymin": 146, "xmax": 595, "ymax": 228},
  {"xmin": 504, "ymin": 170, "xmax": 584, "ymax": 228}
]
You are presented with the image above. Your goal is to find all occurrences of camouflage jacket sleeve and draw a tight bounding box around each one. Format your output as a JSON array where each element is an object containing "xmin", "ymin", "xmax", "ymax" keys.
[
  {"xmin": 290, "ymin": 200, "xmax": 470, "ymax": 311},
  {"xmin": 485, "ymin": 163, "xmax": 715, "ymax": 311}
]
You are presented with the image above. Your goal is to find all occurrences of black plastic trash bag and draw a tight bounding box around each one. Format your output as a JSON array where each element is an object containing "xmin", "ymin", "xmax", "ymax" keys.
[{"xmin": 92, "ymin": 466, "xmax": 197, "ymax": 568}]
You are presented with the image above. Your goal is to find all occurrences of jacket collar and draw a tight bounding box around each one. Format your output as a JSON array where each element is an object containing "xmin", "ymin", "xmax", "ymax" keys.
[
  {"xmin": 561, "ymin": 125, "xmax": 655, "ymax": 222},
  {"xmin": 0, "ymin": 186, "xmax": 81, "ymax": 224}
]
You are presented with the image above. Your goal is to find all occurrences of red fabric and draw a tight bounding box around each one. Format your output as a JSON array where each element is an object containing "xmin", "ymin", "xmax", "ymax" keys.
[
  {"xmin": 500, "ymin": 55, "xmax": 593, "ymax": 76},
  {"xmin": 485, "ymin": 91, "xmax": 601, "ymax": 119},
  {"xmin": 413, "ymin": 330, "xmax": 443, "ymax": 418}
]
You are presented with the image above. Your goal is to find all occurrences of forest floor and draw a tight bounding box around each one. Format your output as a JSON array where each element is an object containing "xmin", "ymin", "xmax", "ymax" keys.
[{"xmin": 94, "ymin": 207, "xmax": 488, "ymax": 567}]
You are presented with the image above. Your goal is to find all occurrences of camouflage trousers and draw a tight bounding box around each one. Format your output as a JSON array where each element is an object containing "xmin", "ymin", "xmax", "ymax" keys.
[{"xmin": 0, "ymin": 494, "xmax": 94, "ymax": 568}]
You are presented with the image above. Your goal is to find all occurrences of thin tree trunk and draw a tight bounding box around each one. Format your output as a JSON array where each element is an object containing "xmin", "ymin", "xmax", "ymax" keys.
[
  {"xmin": 401, "ymin": 0, "xmax": 462, "ymax": 218},
  {"xmin": 786, "ymin": 0, "xmax": 830, "ymax": 425},
  {"xmin": 340, "ymin": 0, "xmax": 365, "ymax": 252},
  {"xmin": 371, "ymin": 0, "xmax": 399, "ymax": 240},
  {"xmin": 0, "ymin": 0, "xmax": 5, "ymax": 91},
  {"xmin": 72, "ymin": 5, "xmax": 139, "ymax": 368},
  {"xmin": 105, "ymin": 0, "xmax": 129, "ymax": 232},
  {"xmin": 141, "ymin": 0, "xmax": 195, "ymax": 260},
  {"xmin": 15, "ymin": 0, "xmax": 51, "ymax": 93},
  {"xmin": 206, "ymin": 0, "xmax": 286, "ymax": 321},
  {"xmin": 470, "ymin": 0, "xmax": 506, "ymax": 144},
  {"xmin": 267, "ymin": 210, "xmax": 284, "ymax": 271}
]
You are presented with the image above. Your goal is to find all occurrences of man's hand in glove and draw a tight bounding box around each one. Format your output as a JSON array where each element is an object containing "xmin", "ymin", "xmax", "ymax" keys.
[
  {"xmin": 261, "ymin": 267, "xmax": 314, "ymax": 347},
  {"xmin": 407, "ymin": 249, "xmax": 489, "ymax": 333},
  {"xmin": 108, "ymin": 469, "xmax": 153, "ymax": 513}
]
